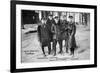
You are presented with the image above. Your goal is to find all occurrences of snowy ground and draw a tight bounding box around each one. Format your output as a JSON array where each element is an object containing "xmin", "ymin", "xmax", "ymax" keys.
[{"xmin": 21, "ymin": 25, "xmax": 90, "ymax": 63}]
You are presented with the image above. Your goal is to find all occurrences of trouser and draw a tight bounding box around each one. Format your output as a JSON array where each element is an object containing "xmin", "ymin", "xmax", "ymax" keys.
[
  {"xmin": 52, "ymin": 39, "xmax": 63, "ymax": 55},
  {"xmin": 70, "ymin": 47, "xmax": 75, "ymax": 55},
  {"xmin": 65, "ymin": 38, "xmax": 69, "ymax": 53},
  {"xmin": 52, "ymin": 39, "xmax": 57, "ymax": 56}
]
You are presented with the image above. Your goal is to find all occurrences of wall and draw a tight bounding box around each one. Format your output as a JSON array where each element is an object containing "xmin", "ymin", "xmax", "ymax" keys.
[{"xmin": 0, "ymin": 0, "xmax": 99, "ymax": 73}]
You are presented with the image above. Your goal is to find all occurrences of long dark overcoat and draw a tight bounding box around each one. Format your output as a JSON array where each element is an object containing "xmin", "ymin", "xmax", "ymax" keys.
[
  {"xmin": 51, "ymin": 20, "xmax": 61, "ymax": 40},
  {"xmin": 60, "ymin": 20, "xmax": 69, "ymax": 40},
  {"xmin": 46, "ymin": 18, "xmax": 55, "ymax": 41},
  {"xmin": 37, "ymin": 23, "xmax": 51, "ymax": 46},
  {"xmin": 67, "ymin": 22, "xmax": 77, "ymax": 49}
]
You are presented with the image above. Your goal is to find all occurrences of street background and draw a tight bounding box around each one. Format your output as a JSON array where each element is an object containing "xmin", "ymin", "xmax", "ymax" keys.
[
  {"xmin": 21, "ymin": 25, "xmax": 90, "ymax": 63},
  {"xmin": 21, "ymin": 10, "xmax": 90, "ymax": 63}
]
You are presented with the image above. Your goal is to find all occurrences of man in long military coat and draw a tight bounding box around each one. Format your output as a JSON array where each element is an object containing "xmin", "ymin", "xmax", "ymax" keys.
[
  {"xmin": 37, "ymin": 18, "xmax": 51, "ymax": 56},
  {"xmin": 60, "ymin": 15, "xmax": 69, "ymax": 53},
  {"xmin": 67, "ymin": 16, "xmax": 77, "ymax": 55},
  {"xmin": 46, "ymin": 14, "xmax": 55, "ymax": 42}
]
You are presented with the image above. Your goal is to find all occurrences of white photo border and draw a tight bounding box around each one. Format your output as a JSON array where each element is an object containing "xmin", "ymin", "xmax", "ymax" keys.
[{"xmin": 16, "ymin": 4, "xmax": 95, "ymax": 69}]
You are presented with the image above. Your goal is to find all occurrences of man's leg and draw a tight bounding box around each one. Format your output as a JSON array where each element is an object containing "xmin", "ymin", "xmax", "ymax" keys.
[
  {"xmin": 48, "ymin": 42, "xmax": 51, "ymax": 55},
  {"xmin": 70, "ymin": 47, "xmax": 74, "ymax": 55},
  {"xmin": 65, "ymin": 39, "xmax": 69, "ymax": 53},
  {"xmin": 53, "ymin": 39, "xmax": 57, "ymax": 56},
  {"xmin": 58, "ymin": 40, "xmax": 63, "ymax": 54},
  {"xmin": 42, "ymin": 45, "xmax": 46, "ymax": 56}
]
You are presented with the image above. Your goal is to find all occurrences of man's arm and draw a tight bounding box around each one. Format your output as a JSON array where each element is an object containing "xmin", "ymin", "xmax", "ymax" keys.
[
  {"xmin": 51, "ymin": 24, "xmax": 56, "ymax": 34},
  {"xmin": 37, "ymin": 25, "xmax": 41, "ymax": 42},
  {"xmin": 71, "ymin": 24, "xmax": 76, "ymax": 37}
]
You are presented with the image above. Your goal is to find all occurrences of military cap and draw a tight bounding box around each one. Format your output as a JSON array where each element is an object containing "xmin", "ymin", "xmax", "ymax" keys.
[
  {"xmin": 68, "ymin": 16, "xmax": 73, "ymax": 19},
  {"xmin": 48, "ymin": 14, "xmax": 53, "ymax": 16},
  {"xmin": 54, "ymin": 16, "xmax": 59, "ymax": 19},
  {"xmin": 41, "ymin": 17, "xmax": 47, "ymax": 20}
]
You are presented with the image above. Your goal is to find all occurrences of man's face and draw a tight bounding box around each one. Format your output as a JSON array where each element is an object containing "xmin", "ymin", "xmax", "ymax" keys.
[
  {"xmin": 61, "ymin": 16, "xmax": 66, "ymax": 21},
  {"xmin": 54, "ymin": 18, "xmax": 59, "ymax": 23},
  {"xmin": 63, "ymin": 16, "xmax": 66, "ymax": 20},
  {"xmin": 60, "ymin": 16, "xmax": 63, "ymax": 20},
  {"xmin": 48, "ymin": 16, "xmax": 53, "ymax": 20},
  {"xmin": 41, "ymin": 20, "xmax": 46, "ymax": 24},
  {"xmin": 69, "ymin": 18, "xmax": 73, "ymax": 22}
]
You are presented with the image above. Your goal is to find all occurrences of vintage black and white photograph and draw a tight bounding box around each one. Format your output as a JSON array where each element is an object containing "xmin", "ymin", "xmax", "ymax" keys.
[
  {"xmin": 21, "ymin": 10, "xmax": 90, "ymax": 62},
  {"xmin": 11, "ymin": 1, "xmax": 97, "ymax": 72}
]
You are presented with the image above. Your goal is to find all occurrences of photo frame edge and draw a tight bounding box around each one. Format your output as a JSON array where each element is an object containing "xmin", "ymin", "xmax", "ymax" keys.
[{"xmin": 10, "ymin": 0, "xmax": 97, "ymax": 72}]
